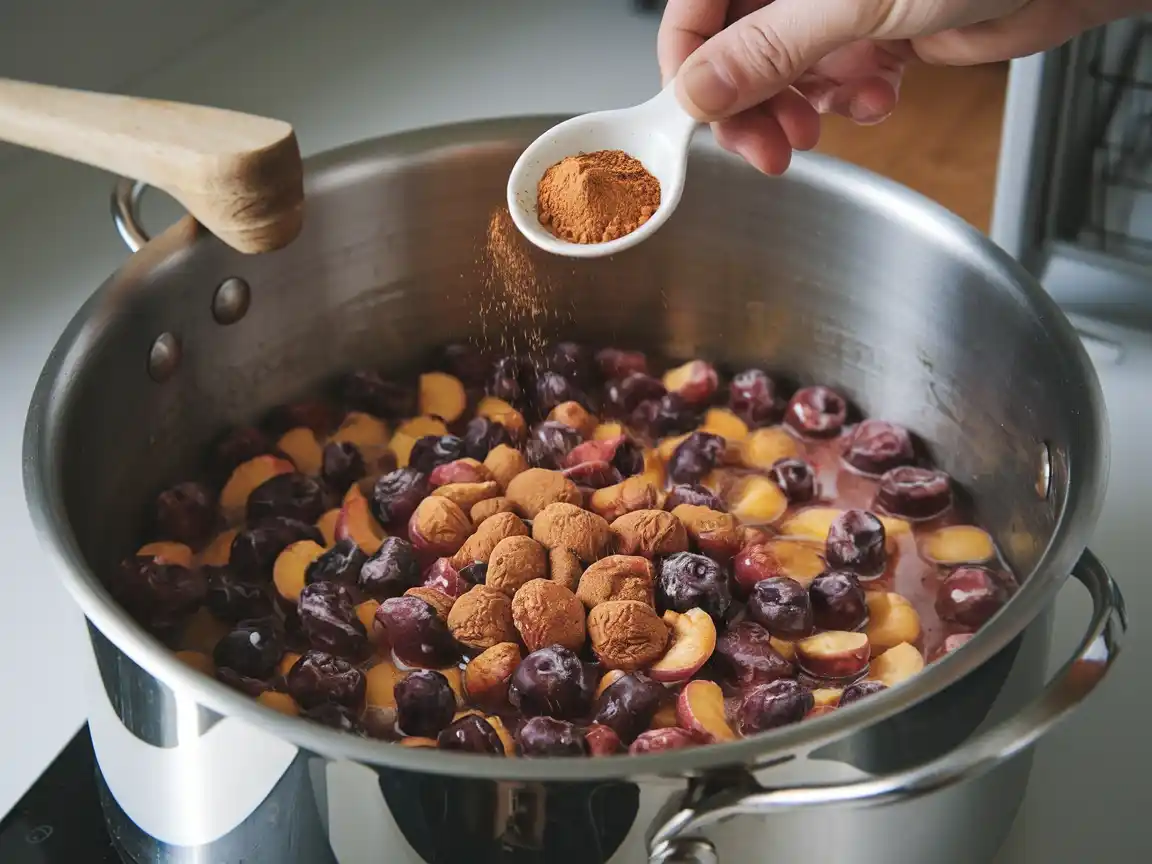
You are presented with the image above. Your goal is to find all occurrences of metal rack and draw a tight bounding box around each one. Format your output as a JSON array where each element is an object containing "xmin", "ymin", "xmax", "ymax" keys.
[
  {"xmin": 1077, "ymin": 19, "xmax": 1152, "ymax": 264},
  {"xmin": 993, "ymin": 16, "xmax": 1152, "ymax": 326}
]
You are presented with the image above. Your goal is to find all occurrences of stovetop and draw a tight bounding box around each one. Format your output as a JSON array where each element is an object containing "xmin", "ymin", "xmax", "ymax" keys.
[{"xmin": 0, "ymin": 726, "xmax": 123, "ymax": 864}]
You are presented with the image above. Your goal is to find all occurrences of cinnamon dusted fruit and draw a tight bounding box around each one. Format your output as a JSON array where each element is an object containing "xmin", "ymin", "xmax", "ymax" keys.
[
  {"xmin": 536, "ymin": 150, "xmax": 661, "ymax": 244},
  {"xmin": 549, "ymin": 547, "xmax": 584, "ymax": 592},
  {"xmin": 447, "ymin": 585, "xmax": 518, "ymax": 651},
  {"xmin": 577, "ymin": 556, "xmax": 656, "ymax": 609},
  {"xmin": 451, "ymin": 512, "xmax": 528, "ymax": 568},
  {"xmin": 512, "ymin": 579, "xmax": 585, "ymax": 652},
  {"xmin": 486, "ymin": 536, "xmax": 548, "ymax": 596},
  {"xmin": 587, "ymin": 600, "xmax": 668, "ymax": 671},
  {"xmin": 505, "ymin": 468, "xmax": 581, "ymax": 518},
  {"xmin": 532, "ymin": 502, "xmax": 611, "ymax": 563}
]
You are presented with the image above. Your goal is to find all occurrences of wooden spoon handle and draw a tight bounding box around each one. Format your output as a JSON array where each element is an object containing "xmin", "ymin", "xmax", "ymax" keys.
[{"xmin": 0, "ymin": 78, "xmax": 303, "ymax": 254}]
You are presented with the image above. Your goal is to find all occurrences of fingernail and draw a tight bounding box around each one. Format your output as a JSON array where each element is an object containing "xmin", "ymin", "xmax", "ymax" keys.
[
  {"xmin": 848, "ymin": 97, "xmax": 889, "ymax": 125},
  {"xmin": 679, "ymin": 60, "xmax": 738, "ymax": 118}
]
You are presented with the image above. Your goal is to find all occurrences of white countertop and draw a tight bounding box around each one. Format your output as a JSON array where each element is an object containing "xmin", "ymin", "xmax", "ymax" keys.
[{"xmin": 0, "ymin": 2, "xmax": 1147, "ymax": 860}]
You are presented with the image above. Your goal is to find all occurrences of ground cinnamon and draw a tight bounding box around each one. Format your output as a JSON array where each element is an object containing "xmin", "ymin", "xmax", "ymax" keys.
[
  {"xmin": 536, "ymin": 150, "xmax": 661, "ymax": 244},
  {"xmin": 475, "ymin": 206, "xmax": 559, "ymax": 357}
]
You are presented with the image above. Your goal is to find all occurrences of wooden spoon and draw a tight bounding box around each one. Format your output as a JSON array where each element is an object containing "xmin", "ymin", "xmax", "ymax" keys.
[{"xmin": 0, "ymin": 78, "xmax": 303, "ymax": 254}]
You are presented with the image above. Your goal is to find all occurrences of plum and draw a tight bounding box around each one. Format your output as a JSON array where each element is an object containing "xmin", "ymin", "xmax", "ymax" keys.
[
  {"xmin": 298, "ymin": 581, "xmax": 370, "ymax": 659},
  {"xmin": 665, "ymin": 484, "xmax": 726, "ymax": 512},
  {"xmin": 210, "ymin": 426, "xmax": 272, "ymax": 481},
  {"xmin": 603, "ymin": 372, "xmax": 666, "ymax": 417},
  {"xmin": 306, "ymin": 538, "xmax": 368, "ymax": 586},
  {"xmin": 231, "ymin": 517, "xmax": 323, "ymax": 581},
  {"xmin": 534, "ymin": 371, "xmax": 585, "ymax": 418},
  {"xmin": 769, "ymin": 458, "xmax": 818, "ymax": 504},
  {"xmin": 247, "ymin": 472, "xmax": 327, "ymax": 526},
  {"xmin": 825, "ymin": 510, "xmax": 887, "ymax": 578},
  {"xmin": 358, "ymin": 537, "xmax": 421, "ymax": 600},
  {"xmin": 376, "ymin": 596, "xmax": 460, "ymax": 668},
  {"xmin": 728, "ymin": 369, "xmax": 781, "ymax": 427},
  {"xmin": 936, "ymin": 567, "xmax": 1010, "ymax": 629},
  {"xmin": 154, "ymin": 481, "xmax": 216, "ymax": 547},
  {"xmin": 370, "ymin": 468, "xmax": 430, "ymax": 532},
  {"xmin": 809, "ymin": 571, "xmax": 868, "ymax": 631},
  {"xmin": 395, "ymin": 670, "xmax": 457, "ymax": 738},
  {"xmin": 205, "ymin": 566, "xmax": 273, "ymax": 622},
  {"xmin": 438, "ymin": 342, "xmax": 488, "ymax": 388},
  {"xmin": 339, "ymin": 370, "xmax": 414, "ymax": 419},
  {"xmin": 591, "ymin": 672, "xmax": 666, "ymax": 744},
  {"xmin": 784, "ymin": 386, "xmax": 847, "ymax": 438},
  {"xmin": 595, "ymin": 348, "xmax": 648, "ymax": 380},
  {"xmin": 462, "ymin": 416, "xmax": 513, "ymax": 461},
  {"xmin": 712, "ymin": 620, "xmax": 794, "ymax": 690},
  {"xmin": 843, "ymin": 420, "xmax": 915, "ymax": 476},
  {"xmin": 320, "ymin": 442, "xmax": 366, "ymax": 496},
  {"xmin": 839, "ymin": 679, "xmax": 887, "ymax": 707},
  {"xmin": 517, "ymin": 717, "xmax": 588, "ymax": 757},
  {"xmin": 112, "ymin": 555, "xmax": 206, "ymax": 632},
  {"xmin": 438, "ymin": 714, "xmax": 504, "ymax": 754},
  {"xmin": 876, "ymin": 466, "xmax": 953, "ymax": 520},
  {"xmin": 508, "ymin": 645, "xmax": 595, "ymax": 720},
  {"xmin": 286, "ymin": 649, "xmax": 366, "ymax": 710},
  {"xmin": 738, "ymin": 680, "xmax": 813, "ymax": 733},
  {"xmin": 409, "ymin": 436, "xmax": 466, "ymax": 475},
  {"xmin": 657, "ymin": 552, "xmax": 732, "ymax": 624},
  {"xmin": 667, "ymin": 432, "xmax": 726, "ymax": 486},
  {"xmin": 746, "ymin": 577, "xmax": 814, "ymax": 640},
  {"xmin": 487, "ymin": 357, "xmax": 526, "ymax": 405},
  {"xmin": 213, "ymin": 619, "xmax": 282, "ymax": 679},
  {"xmin": 630, "ymin": 393, "xmax": 699, "ymax": 439}
]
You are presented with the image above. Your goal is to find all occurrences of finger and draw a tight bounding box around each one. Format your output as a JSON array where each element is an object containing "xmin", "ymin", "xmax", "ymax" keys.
[
  {"xmin": 912, "ymin": 0, "xmax": 1104, "ymax": 66},
  {"xmin": 658, "ymin": 0, "xmax": 731, "ymax": 84},
  {"xmin": 768, "ymin": 87, "xmax": 821, "ymax": 151},
  {"xmin": 804, "ymin": 39, "xmax": 906, "ymax": 84},
  {"xmin": 674, "ymin": 0, "xmax": 880, "ymax": 121},
  {"xmin": 792, "ymin": 40, "xmax": 903, "ymax": 124},
  {"xmin": 797, "ymin": 75, "xmax": 900, "ymax": 124},
  {"xmin": 713, "ymin": 105, "xmax": 795, "ymax": 175}
]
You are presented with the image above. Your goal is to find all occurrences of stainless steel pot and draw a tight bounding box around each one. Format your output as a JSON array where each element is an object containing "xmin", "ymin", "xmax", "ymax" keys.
[{"xmin": 23, "ymin": 117, "xmax": 1125, "ymax": 864}]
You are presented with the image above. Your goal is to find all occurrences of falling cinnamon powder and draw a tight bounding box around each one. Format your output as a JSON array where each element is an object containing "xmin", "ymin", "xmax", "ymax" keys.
[
  {"xmin": 537, "ymin": 149, "xmax": 661, "ymax": 244},
  {"xmin": 473, "ymin": 206, "xmax": 558, "ymax": 357}
]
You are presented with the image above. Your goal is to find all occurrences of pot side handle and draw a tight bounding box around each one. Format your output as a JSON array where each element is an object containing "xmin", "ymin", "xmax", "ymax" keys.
[
  {"xmin": 112, "ymin": 178, "xmax": 152, "ymax": 254},
  {"xmin": 648, "ymin": 549, "xmax": 1126, "ymax": 864}
]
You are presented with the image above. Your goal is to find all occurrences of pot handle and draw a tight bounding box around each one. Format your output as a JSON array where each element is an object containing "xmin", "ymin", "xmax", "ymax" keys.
[
  {"xmin": 648, "ymin": 549, "xmax": 1125, "ymax": 864},
  {"xmin": 112, "ymin": 178, "xmax": 150, "ymax": 253},
  {"xmin": 0, "ymin": 78, "xmax": 301, "ymax": 254}
]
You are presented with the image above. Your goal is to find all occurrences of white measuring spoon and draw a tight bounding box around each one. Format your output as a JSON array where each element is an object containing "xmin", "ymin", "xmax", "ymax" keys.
[{"xmin": 506, "ymin": 83, "xmax": 700, "ymax": 258}]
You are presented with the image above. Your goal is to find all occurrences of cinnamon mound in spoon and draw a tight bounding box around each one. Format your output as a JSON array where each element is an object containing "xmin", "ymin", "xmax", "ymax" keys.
[{"xmin": 536, "ymin": 150, "xmax": 660, "ymax": 244}]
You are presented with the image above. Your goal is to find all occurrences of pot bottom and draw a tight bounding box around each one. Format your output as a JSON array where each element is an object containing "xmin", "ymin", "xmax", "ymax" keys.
[
  {"xmin": 84, "ymin": 605, "xmax": 1053, "ymax": 864},
  {"xmin": 96, "ymin": 750, "xmax": 1032, "ymax": 864}
]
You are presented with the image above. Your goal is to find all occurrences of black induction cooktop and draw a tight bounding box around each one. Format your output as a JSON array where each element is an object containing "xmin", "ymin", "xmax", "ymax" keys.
[{"xmin": 0, "ymin": 726, "xmax": 124, "ymax": 863}]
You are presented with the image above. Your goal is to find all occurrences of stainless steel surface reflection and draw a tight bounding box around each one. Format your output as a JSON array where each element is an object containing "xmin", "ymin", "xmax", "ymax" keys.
[{"xmin": 24, "ymin": 118, "xmax": 1119, "ymax": 863}]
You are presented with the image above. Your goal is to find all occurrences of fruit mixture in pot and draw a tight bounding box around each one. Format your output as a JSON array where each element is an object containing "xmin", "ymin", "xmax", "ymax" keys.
[{"xmin": 113, "ymin": 343, "xmax": 1016, "ymax": 757}]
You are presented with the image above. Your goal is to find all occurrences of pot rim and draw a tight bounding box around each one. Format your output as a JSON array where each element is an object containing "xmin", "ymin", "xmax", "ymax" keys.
[{"xmin": 23, "ymin": 115, "xmax": 1110, "ymax": 782}]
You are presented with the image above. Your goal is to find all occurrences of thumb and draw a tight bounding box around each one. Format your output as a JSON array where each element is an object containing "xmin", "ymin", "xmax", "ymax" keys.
[
  {"xmin": 675, "ymin": 0, "xmax": 883, "ymax": 121},
  {"xmin": 912, "ymin": 0, "xmax": 1124, "ymax": 66}
]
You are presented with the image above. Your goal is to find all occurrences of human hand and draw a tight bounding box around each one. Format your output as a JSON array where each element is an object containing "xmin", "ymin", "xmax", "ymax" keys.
[{"xmin": 658, "ymin": 0, "xmax": 1145, "ymax": 174}]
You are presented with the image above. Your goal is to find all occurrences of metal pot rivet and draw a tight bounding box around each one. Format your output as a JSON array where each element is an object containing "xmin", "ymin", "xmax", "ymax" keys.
[
  {"xmin": 148, "ymin": 333, "xmax": 181, "ymax": 382},
  {"xmin": 1036, "ymin": 441, "xmax": 1052, "ymax": 499},
  {"xmin": 212, "ymin": 277, "xmax": 250, "ymax": 325}
]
